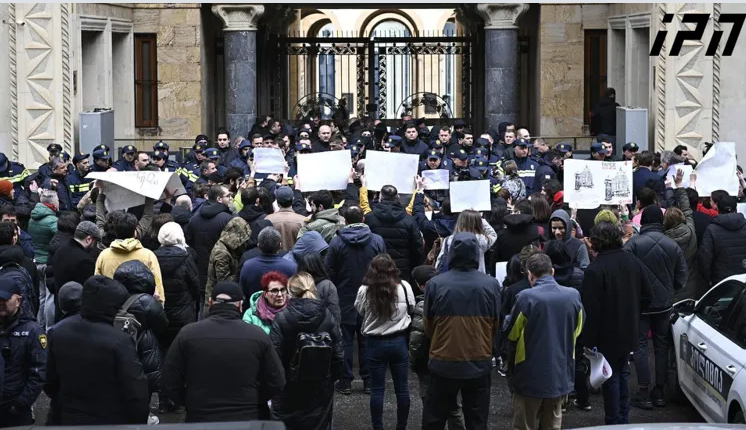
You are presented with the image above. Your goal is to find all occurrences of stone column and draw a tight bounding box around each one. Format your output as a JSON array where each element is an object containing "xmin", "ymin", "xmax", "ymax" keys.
[
  {"xmin": 477, "ymin": 3, "xmax": 529, "ymax": 130},
  {"xmin": 212, "ymin": 5, "xmax": 264, "ymax": 138}
]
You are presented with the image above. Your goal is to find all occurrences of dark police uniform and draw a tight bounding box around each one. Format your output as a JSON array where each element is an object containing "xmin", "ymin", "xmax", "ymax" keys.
[
  {"xmin": 153, "ymin": 141, "xmax": 181, "ymax": 173},
  {"xmin": 91, "ymin": 145, "xmax": 112, "ymax": 173},
  {"xmin": 113, "ymin": 145, "xmax": 136, "ymax": 172},
  {"xmin": 67, "ymin": 152, "xmax": 93, "ymax": 207},
  {"xmin": 0, "ymin": 153, "xmax": 30, "ymax": 205}
]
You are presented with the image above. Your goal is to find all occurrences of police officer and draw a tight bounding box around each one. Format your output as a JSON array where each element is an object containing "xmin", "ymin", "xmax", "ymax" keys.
[
  {"xmin": 0, "ymin": 153, "xmax": 30, "ymax": 205},
  {"xmin": 229, "ymin": 140, "xmax": 252, "ymax": 177},
  {"xmin": 179, "ymin": 141, "xmax": 207, "ymax": 195},
  {"xmin": 42, "ymin": 156, "xmax": 73, "ymax": 212},
  {"xmin": 0, "ymin": 278, "xmax": 46, "ymax": 427},
  {"xmin": 67, "ymin": 152, "xmax": 92, "ymax": 207},
  {"xmin": 152, "ymin": 141, "xmax": 181, "ymax": 173},
  {"xmin": 450, "ymin": 149, "xmax": 481, "ymax": 182},
  {"xmin": 204, "ymin": 148, "xmax": 227, "ymax": 176},
  {"xmin": 556, "ymin": 142, "xmax": 573, "ymax": 160},
  {"xmin": 37, "ymin": 143, "xmax": 63, "ymax": 184},
  {"xmin": 113, "ymin": 145, "xmax": 137, "ymax": 171},
  {"xmin": 382, "ymin": 135, "xmax": 403, "ymax": 153},
  {"xmin": 91, "ymin": 145, "xmax": 112, "ymax": 172},
  {"xmin": 622, "ymin": 142, "xmax": 639, "ymax": 161}
]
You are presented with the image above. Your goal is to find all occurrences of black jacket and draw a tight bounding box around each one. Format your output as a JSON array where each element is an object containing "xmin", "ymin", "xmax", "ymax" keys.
[
  {"xmin": 269, "ymin": 298, "xmax": 343, "ymax": 429},
  {"xmin": 364, "ymin": 200, "xmax": 424, "ymax": 282},
  {"xmin": 693, "ymin": 209, "xmax": 713, "ymax": 248},
  {"xmin": 0, "ymin": 305, "xmax": 45, "ymax": 413},
  {"xmin": 161, "ymin": 303, "xmax": 285, "ymax": 423},
  {"xmin": 170, "ymin": 205, "xmax": 193, "ymax": 234},
  {"xmin": 154, "ymin": 245, "xmax": 199, "ymax": 334},
  {"xmin": 238, "ymin": 204, "xmax": 269, "ymax": 233},
  {"xmin": 624, "ymin": 223, "xmax": 688, "ymax": 311},
  {"xmin": 44, "ymin": 276, "xmax": 150, "ymax": 425},
  {"xmin": 46, "ymin": 231, "xmax": 74, "ymax": 279},
  {"xmin": 50, "ymin": 239, "xmax": 95, "ymax": 323},
  {"xmin": 186, "ymin": 201, "xmax": 233, "ymax": 291},
  {"xmin": 113, "ymin": 261, "xmax": 169, "ymax": 393},
  {"xmin": 699, "ymin": 213, "xmax": 746, "ymax": 286},
  {"xmin": 581, "ymin": 249, "xmax": 652, "ymax": 361},
  {"xmin": 590, "ymin": 96, "xmax": 619, "ymax": 136},
  {"xmin": 325, "ymin": 225, "xmax": 386, "ymax": 325},
  {"xmin": 0, "ymin": 244, "xmax": 40, "ymax": 313},
  {"xmin": 553, "ymin": 263, "xmax": 584, "ymax": 292},
  {"xmin": 492, "ymin": 214, "xmax": 542, "ymax": 263}
]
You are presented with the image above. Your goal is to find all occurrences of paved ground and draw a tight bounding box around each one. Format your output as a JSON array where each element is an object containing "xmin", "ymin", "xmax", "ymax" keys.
[{"xmin": 32, "ymin": 366, "xmax": 703, "ymax": 429}]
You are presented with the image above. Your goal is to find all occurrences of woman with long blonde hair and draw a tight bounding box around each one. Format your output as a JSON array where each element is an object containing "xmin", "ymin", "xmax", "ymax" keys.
[
  {"xmin": 435, "ymin": 209, "xmax": 497, "ymax": 273},
  {"xmin": 269, "ymin": 271, "xmax": 343, "ymax": 430}
]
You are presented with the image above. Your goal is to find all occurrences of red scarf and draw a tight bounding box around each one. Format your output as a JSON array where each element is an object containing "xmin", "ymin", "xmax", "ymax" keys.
[
  {"xmin": 42, "ymin": 203, "xmax": 57, "ymax": 212},
  {"xmin": 697, "ymin": 202, "xmax": 718, "ymax": 217}
]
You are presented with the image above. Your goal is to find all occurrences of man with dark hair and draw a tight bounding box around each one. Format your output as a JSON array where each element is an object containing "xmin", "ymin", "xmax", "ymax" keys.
[
  {"xmin": 632, "ymin": 150, "xmax": 664, "ymax": 205},
  {"xmin": 216, "ymin": 129, "xmax": 236, "ymax": 165},
  {"xmin": 265, "ymin": 186, "xmax": 306, "ymax": 251},
  {"xmin": 134, "ymin": 152, "xmax": 150, "ymax": 171},
  {"xmin": 590, "ymin": 87, "xmax": 619, "ymax": 145},
  {"xmin": 505, "ymin": 253, "xmax": 583, "ymax": 430},
  {"xmin": 239, "ymin": 227, "xmax": 297, "ymax": 303},
  {"xmin": 51, "ymin": 221, "xmax": 99, "ymax": 323},
  {"xmin": 326, "ymin": 205, "xmax": 386, "ymax": 395},
  {"xmin": 492, "ymin": 199, "xmax": 543, "ymax": 262},
  {"xmin": 365, "ymin": 184, "xmax": 423, "ymax": 283},
  {"xmin": 582, "ymin": 221, "xmax": 651, "ymax": 423},
  {"xmin": 0, "ymin": 221, "xmax": 39, "ymax": 315},
  {"xmin": 401, "ymin": 122, "xmax": 429, "ymax": 159},
  {"xmin": 114, "ymin": 145, "xmax": 137, "ymax": 172},
  {"xmin": 95, "ymin": 212, "xmax": 164, "ymax": 304},
  {"xmin": 685, "ymin": 187, "xmax": 711, "ymax": 245},
  {"xmin": 43, "ymin": 156, "xmax": 74, "ymax": 211},
  {"xmin": 533, "ymin": 150, "xmax": 562, "ymax": 194},
  {"xmin": 238, "ymin": 187, "xmax": 268, "ymax": 233},
  {"xmin": 699, "ymin": 194, "xmax": 746, "ymax": 287},
  {"xmin": 187, "ymin": 184, "xmax": 234, "ymax": 316},
  {"xmin": 297, "ymin": 189, "xmax": 345, "ymax": 244},
  {"xmin": 0, "ymin": 205, "xmax": 35, "ymax": 259},
  {"xmin": 624, "ymin": 205, "xmax": 687, "ymax": 409},
  {"xmin": 423, "ymin": 232, "xmax": 500, "ymax": 429}
]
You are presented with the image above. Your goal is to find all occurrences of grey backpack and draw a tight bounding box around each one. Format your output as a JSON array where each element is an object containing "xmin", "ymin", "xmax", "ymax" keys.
[{"xmin": 114, "ymin": 294, "xmax": 145, "ymax": 347}]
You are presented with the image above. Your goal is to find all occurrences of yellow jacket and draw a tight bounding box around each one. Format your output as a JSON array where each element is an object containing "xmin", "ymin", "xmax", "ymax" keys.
[{"xmin": 94, "ymin": 238, "xmax": 165, "ymax": 304}]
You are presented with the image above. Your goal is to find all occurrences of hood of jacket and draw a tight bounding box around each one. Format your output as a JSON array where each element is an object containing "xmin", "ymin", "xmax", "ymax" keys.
[
  {"xmin": 338, "ymin": 224, "xmax": 373, "ymax": 247},
  {"xmin": 199, "ymin": 200, "xmax": 231, "ymax": 219},
  {"xmin": 218, "ymin": 217, "xmax": 251, "ymax": 253},
  {"xmin": 373, "ymin": 201, "xmax": 406, "ymax": 223},
  {"xmin": 171, "ymin": 205, "xmax": 192, "ymax": 225},
  {"xmin": 503, "ymin": 213, "xmax": 535, "ymax": 232},
  {"xmin": 109, "ymin": 237, "xmax": 144, "ymax": 253},
  {"xmin": 552, "ymin": 264, "xmax": 575, "ymax": 286},
  {"xmin": 80, "ymin": 275, "xmax": 130, "ymax": 324},
  {"xmin": 154, "ymin": 245, "xmax": 189, "ymax": 273},
  {"xmin": 113, "ymin": 260, "xmax": 156, "ymax": 295},
  {"xmin": 247, "ymin": 219, "xmax": 273, "ymax": 249},
  {"xmin": 285, "ymin": 297, "xmax": 327, "ymax": 330},
  {"xmin": 289, "ymin": 230, "xmax": 328, "ymax": 258},
  {"xmin": 448, "ymin": 232, "xmax": 480, "ymax": 271},
  {"xmin": 0, "ymin": 244, "xmax": 26, "ymax": 266},
  {"xmin": 712, "ymin": 212, "xmax": 746, "ymax": 232},
  {"xmin": 31, "ymin": 203, "xmax": 56, "ymax": 220},
  {"xmin": 433, "ymin": 214, "xmax": 457, "ymax": 238},
  {"xmin": 239, "ymin": 204, "xmax": 267, "ymax": 224},
  {"xmin": 312, "ymin": 208, "xmax": 341, "ymax": 224},
  {"xmin": 549, "ymin": 209, "xmax": 572, "ymax": 241},
  {"xmin": 58, "ymin": 281, "xmax": 83, "ymax": 316},
  {"xmin": 665, "ymin": 222, "xmax": 691, "ymax": 242}
]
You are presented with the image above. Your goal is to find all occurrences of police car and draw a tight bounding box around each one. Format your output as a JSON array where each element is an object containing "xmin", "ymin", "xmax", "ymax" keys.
[{"xmin": 670, "ymin": 274, "xmax": 746, "ymax": 424}]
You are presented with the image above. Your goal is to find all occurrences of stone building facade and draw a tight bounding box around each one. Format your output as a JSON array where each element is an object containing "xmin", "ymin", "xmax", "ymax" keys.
[{"xmin": 0, "ymin": 3, "xmax": 743, "ymax": 168}]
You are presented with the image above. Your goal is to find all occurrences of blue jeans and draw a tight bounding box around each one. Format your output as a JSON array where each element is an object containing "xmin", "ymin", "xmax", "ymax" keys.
[
  {"xmin": 602, "ymin": 358, "xmax": 631, "ymax": 425},
  {"xmin": 342, "ymin": 323, "xmax": 369, "ymax": 383},
  {"xmin": 366, "ymin": 333, "xmax": 410, "ymax": 430}
]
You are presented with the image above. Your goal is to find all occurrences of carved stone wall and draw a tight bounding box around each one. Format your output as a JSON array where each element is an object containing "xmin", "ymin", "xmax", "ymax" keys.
[
  {"xmin": 717, "ymin": 2, "xmax": 746, "ymax": 162},
  {"xmin": 12, "ymin": 3, "xmax": 75, "ymax": 168}
]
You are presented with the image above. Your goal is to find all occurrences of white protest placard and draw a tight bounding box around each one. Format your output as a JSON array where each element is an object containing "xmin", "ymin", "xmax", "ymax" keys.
[
  {"xmin": 253, "ymin": 148, "xmax": 286, "ymax": 174},
  {"xmin": 666, "ymin": 164, "xmax": 694, "ymax": 188},
  {"xmin": 421, "ymin": 169, "xmax": 450, "ymax": 190},
  {"xmin": 695, "ymin": 142, "xmax": 739, "ymax": 196},
  {"xmin": 365, "ymin": 151, "xmax": 419, "ymax": 194},
  {"xmin": 450, "ymin": 180, "xmax": 491, "ymax": 212},
  {"xmin": 495, "ymin": 262, "xmax": 508, "ymax": 287},
  {"xmin": 738, "ymin": 203, "xmax": 746, "ymax": 217},
  {"xmin": 297, "ymin": 150, "xmax": 351, "ymax": 192},
  {"xmin": 86, "ymin": 171, "xmax": 186, "ymax": 212},
  {"xmin": 563, "ymin": 159, "xmax": 633, "ymax": 207}
]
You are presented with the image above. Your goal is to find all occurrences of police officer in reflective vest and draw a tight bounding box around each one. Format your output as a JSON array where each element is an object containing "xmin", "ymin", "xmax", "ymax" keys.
[
  {"xmin": 91, "ymin": 145, "xmax": 112, "ymax": 173},
  {"xmin": 0, "ymin": 153, "xmax": 30, "ymax": 205},
  {"xmin": 0, "ymin": 275, "xmax": 46, "ymax": 427},
  {"xmin": 113, "ymin": 145, "xmax": 137, "ymax": 172},
  {"xmin": 67, "ymin": 152, "xmax": 93, "ymax": 208}
]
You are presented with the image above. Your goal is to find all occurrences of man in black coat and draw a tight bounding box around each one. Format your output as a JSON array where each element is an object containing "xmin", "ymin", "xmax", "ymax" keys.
[
  {"xmin": 186, "ymin": 185, "xmax": 234, "ymax": 317},
  {"xmin": 492, "ymin": 200, "xmax": 543, "ymax": 263},
  {"xmin": 44, "ymin": 276, "xmax": 150, "ymax": 425},
  {"xmin": 0, "ymin": 222, "xmax": 39, "ymax": 314},
  {"xmin": 581, "ymin": 222, "xmax": 652, "ymax": 424},
  {"xmin": 161, "ymin": 281, "xmax": 285, "ymax": 423},
  {"xmin": 624, "ymin": 205, "xmax": 688, "ymax": 409},
  {"xmin": 50, "ymin": 221, "xmax": 99, "ymax": 323},
  {"xmin": 698, "ymin": 194, "xmax": 746, "ymax": 286},
  {"xmin": 364, "ymin": 184, "xmax": 424, "ymax": 283},
  {"xmin": 590, "ymin": 87, "xmax": 620, "ymax": 145},
  {"xmin": 326, "ymin": 206, "xmax": 386, "ymax": 395}
]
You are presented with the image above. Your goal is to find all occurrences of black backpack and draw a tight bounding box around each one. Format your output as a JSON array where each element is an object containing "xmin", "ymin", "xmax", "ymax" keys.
[
  {"xmin": 287, "ymin": 312, "xmax": 333, "ymax": 382},
  {"xmin": 114, "ymin": 294, "xmax": 145, "ymax": 347},
  {"xmin": 0, "ymin": 262, "xmax": 36, "ymax": 317}
]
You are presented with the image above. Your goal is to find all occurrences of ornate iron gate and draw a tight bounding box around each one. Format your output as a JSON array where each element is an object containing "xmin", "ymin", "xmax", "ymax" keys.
[{"xmin": 273, "ymin": 30, "xmax": 473, "ymax": 127}]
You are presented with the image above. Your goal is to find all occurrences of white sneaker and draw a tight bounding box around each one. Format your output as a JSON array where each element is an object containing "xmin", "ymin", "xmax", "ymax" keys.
[{"xmin": 148, "ymin": 413, "xmax": 160, "ymax": 425}]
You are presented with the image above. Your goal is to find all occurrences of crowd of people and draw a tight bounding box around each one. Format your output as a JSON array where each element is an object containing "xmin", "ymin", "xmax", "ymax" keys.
[{"xmin": 1, "ymin": 104, "xmax": 746, "ymax": 430}]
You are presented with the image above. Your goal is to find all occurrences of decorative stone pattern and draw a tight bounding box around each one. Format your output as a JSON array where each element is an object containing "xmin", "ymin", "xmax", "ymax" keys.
[
  {"xmin": 212, "ymin": 4, "xmax": 264, "ymax": 31},
  {"xmin": 655, "ymin": 3, "xmax": 667, "ymax": 151},
  {"xmin": 9, "ymin": 4, "xmax": 18, "ymax": 160},
  {"xmin": 60, "ymin": 3, "xmax": 72, "ymax": 154},
  {"xmin": 477, "ymin": 3, "xmax": 529, "ymax": 29},
  {"xmin": 711, "ymin": 2, "xmax": 720, "ymax": 143}
]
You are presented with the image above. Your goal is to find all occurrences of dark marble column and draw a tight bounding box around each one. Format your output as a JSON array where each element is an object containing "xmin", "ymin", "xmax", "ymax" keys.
[
  {"xmin": 212, "ymin": 5, "xmax": 264, "ymax": 137},
  {"xmin": 477, "ymin": 4, "xmax": 528, "ymax": 130}
]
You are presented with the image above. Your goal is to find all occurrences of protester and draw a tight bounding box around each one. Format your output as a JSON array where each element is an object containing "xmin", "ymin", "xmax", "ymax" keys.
[
  {"xmin": 434, "ymin": 209, "xmax": 496, "ymax": 273},
  {"xmin": 50, "ymin": 220, "xmax": 99, "ymax": 323},
  {"xmin": 204, "ymin": 217, "xmax": 251, "ymax": 316},
  {"xmin": 240, "ymin": 227, "xmax": 297, "ymax": 300},
  {"xmin": 549, "ymin": 209, "xmax": 590, "ymax": 269},
  {"xmin": 161, "ymin": 281, "xmax": 285, "ymax": 422},
  {"xmin": 269, "ymin": 272, "xmax": 343, "ymax": 429},
  {"xmin": 698, "ymin": 194, "xmax": 746, "ymax": 287},
  {"xmin": 422, "ymin": 232, "xmax": 501, "ymax": 429},
  {"xmin": 266, "ymin": 185, "xmax": 307, "ymax": 250},
  {"xmin": 492, "ymin": 199, "xmax": 542, "ymax": 262},
  {"xmin": 505, "ymin": 253, "xmax": 584, "ymax": 430},
  {"xmin": 284, "ymin": 230, "xmax": 329, "ymax": 265},
  {"xmin": 43, "ymin": 276, "xmax": 149, "ymax": 425},
  {"xmin": 355, "ymin": 254, "xmax": 416, "ymax": 430},
  {"xmin": 243, "ymin": 271, "xmax": 290, "ymax": 334},
  {"xmin": 296, "ymin": 253, "xmax": 341, "ymax": 324},
  {"xmin": 664, "ymin": 171, "xmax": 700, "ymax": 301},
  {"xmin": 297, "ymin": 189, "xmax": 345, "ymax": 243},
  {"xmin": 28, "ymin": 189, "xmax": 59, "ymax": 264}
]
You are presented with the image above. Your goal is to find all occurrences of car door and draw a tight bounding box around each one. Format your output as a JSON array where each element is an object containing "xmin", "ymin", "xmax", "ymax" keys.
[{"xmin": 682, "ymin": 280, "xmax": 746, "ymax": 422}]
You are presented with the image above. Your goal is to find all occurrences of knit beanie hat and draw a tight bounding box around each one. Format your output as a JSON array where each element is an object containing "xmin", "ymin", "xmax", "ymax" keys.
[
  {"xmin": 158, "ymin": 221, "xmax": 186, "ymax": 249},
  {"xmin": 641, "ymin": 205, "xmax": 664, "ymax": 226},
  {"xmin": 0, "ymin": 180, "xmax": 13, "ymax": 197},
  {"xmin": 594, "ymin": 209, "xmax": 618, "ymax": 226}
]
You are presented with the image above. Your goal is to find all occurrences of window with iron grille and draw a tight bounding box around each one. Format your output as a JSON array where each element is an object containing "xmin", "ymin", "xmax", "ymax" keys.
[{"xmin": 135, "ymin": 34, "xmax": 158, "ymax": 127}]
